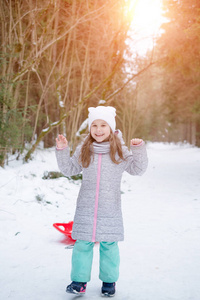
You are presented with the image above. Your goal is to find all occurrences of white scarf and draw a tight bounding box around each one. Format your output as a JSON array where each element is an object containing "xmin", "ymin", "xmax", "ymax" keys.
[{"xmin": 91, "ymin": 141, "xmax": 110, "ymax": 154}]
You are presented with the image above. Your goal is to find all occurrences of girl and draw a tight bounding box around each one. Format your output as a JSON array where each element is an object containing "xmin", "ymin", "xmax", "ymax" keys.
[{"xmin": 55, "ymin": 106, "xmax": 148, "ymax": 297}]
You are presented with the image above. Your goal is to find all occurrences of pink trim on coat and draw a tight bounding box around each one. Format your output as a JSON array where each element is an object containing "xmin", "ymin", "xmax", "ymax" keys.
[
  {"xmin": 56, "ymin": 146, "xmax": 68, "ymax": 151},
  {"xmin": 131, "ymin": 141, "xmax": 144, "ymax": 147},
  {"xmin": 92, "ymin": 154, "xmax": 102, "ymax": 242}
]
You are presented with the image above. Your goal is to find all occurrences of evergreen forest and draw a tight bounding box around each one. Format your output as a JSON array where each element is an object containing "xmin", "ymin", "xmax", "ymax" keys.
[{"xmin": 0, "ymin": 0, "xmax": 200, "ymax": 166}]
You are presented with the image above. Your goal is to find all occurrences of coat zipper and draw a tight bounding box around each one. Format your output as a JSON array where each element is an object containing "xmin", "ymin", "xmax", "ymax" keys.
[{"xmin": 92, "ymin": 154, "xmax": 102, "ymax": 242}]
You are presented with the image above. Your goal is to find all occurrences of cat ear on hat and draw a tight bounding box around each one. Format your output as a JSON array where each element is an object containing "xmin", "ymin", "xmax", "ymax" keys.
[
  {"xmin": 88, "ymin": 107, "xmax": 95, "ymax": 114},
  {"xmin": 107, "ymin": 106, "xmax": 116, "ymax": 117}
]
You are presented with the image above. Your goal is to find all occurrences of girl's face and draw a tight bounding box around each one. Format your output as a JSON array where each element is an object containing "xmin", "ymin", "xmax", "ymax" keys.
[{"xmin": 90, "ymin": 119, "xmax": 111, "ymax": 142}]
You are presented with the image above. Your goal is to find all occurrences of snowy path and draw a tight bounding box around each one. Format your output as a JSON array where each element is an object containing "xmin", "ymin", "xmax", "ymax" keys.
[{"xmin": 0, "ymin": 143, "xmax": 200, "ymax": 300}]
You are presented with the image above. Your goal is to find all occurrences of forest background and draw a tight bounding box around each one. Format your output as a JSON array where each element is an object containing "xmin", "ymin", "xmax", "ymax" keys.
[{"xmin": 0, "ymin": 0, "xmax": 200, "ymax": 166}]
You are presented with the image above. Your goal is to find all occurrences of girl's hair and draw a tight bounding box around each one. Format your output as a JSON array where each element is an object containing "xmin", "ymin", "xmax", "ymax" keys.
[{"xmin": 79, "ymin": 131, "xmax": 125, "ymax": 168}]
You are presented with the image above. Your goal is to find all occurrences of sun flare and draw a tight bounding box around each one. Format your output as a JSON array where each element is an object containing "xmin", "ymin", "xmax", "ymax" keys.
[
  {"xmin": 129, "ymin": 0, "xmax": 163, "ymax": 34},
  {"xmin": 127, "ymin": 0, "xmax": 164, "ymax": 54}
]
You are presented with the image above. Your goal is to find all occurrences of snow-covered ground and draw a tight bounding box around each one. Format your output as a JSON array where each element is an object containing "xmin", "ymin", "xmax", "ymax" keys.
[{"xmin": 0, "ymin": 142, "xmax": 200, "ymax": 300}]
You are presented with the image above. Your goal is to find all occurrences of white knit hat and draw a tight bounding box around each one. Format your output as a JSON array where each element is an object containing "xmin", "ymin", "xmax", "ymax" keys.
[{"xmin": 88, "ymin": 106, "xmax": 116, "ymax": 132}]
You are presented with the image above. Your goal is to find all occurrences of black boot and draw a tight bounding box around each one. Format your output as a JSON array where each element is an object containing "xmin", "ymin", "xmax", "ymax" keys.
[
  {"xmin": 101, "ymin": 282, "xmax": 116, "ymax": 297},
  {"xmin": 66, "ymin": 281, "xmax": 87, "ymax": 294}
]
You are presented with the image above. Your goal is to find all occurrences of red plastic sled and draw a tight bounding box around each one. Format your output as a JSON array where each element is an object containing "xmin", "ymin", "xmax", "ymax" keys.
[{"xmin": 53, "ymin": 221, "xmax": 76, "ymax": 242}]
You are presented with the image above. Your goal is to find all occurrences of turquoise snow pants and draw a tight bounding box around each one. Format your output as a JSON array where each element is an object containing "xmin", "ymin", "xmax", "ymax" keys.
[{"xmin": 71, "ymin": 240, "xmax": 120, "ymax": 283}]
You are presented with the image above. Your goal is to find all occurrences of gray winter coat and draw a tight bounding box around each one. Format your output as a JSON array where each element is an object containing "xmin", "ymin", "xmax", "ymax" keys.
[{"xmin": 56, "ymin": 137, "xmax": 148, "ymax": 242}]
